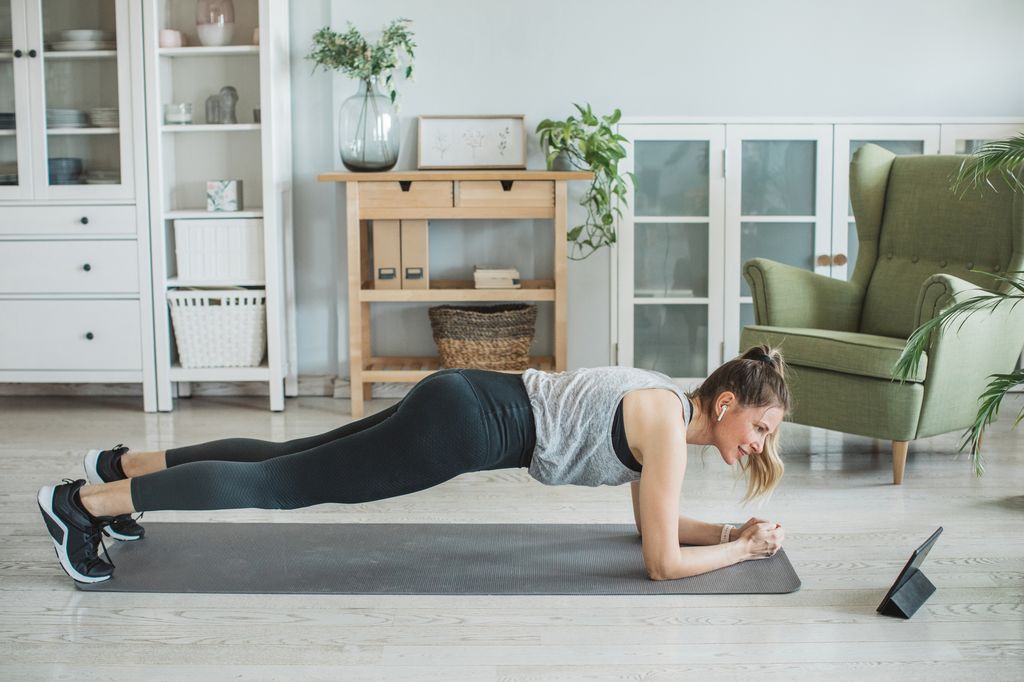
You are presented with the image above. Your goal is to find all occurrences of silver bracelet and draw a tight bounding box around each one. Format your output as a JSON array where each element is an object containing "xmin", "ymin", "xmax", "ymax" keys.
[{"xmin": 720, "ymin": 524, "xmax": 735, "ymax": 544}]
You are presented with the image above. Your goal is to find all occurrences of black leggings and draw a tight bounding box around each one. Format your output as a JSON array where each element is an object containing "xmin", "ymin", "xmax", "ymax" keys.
[{"xmin": 129, "ymin": 369, "xmax": 536, "ymax": 512}]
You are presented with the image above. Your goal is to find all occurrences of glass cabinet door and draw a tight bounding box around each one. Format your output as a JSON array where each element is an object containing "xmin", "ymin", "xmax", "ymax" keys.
[
  {"xmin": 26, "ymin": 0, "xmax": 132, "ymax": 199},
  {"xmin": 618, "ymin": 124, "xmax": 725, "ymax": 380},
  {"xmin": 832, "ymin": 125, "xmax": 940, "ymax": 280},
  {"xmin": 938, "ymin": 123, "xmax": 1024, "ymax": 154},
  {"xmin": 0, "ymin": 0, "xmax": 32, "ymax": 199},
  {"xmin": 725, "ymin": 125, "xmax": 833, "ymax": 358}
]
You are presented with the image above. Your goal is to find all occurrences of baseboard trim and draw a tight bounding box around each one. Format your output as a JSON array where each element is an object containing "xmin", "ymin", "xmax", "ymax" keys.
[{"xmin": 0, "ymin": 376, "xmax": 414, "ymax": 400}]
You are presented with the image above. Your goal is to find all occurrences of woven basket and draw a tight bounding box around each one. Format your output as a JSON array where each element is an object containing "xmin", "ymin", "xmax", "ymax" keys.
[
  {"xmin": 428, "ymin": 304, "xmax": 537, "ymax": 371},
  {"xmin": 168, "ymin": 288, "xmax": 267, "ymax": 368}
]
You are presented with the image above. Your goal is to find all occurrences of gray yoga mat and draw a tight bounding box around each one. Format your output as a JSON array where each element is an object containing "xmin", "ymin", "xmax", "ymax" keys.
[{"xmin": 77, "ymin": 523, "xmax": 800, "ymax": 595}]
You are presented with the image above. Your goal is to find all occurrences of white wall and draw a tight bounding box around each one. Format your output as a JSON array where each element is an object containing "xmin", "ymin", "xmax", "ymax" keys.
[{"xmin": 289, "ymin": 0, "xmax": 1024, "ymax": 378}]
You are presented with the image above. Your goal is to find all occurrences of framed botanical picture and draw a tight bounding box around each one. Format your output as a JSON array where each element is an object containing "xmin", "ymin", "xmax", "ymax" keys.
[{"xmin": 417, "ymin": 115, "xmax": 527, "ymax": 169}]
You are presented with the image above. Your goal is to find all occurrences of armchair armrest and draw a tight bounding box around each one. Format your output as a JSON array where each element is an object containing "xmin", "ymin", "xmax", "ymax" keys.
[
  {"xmin": 913, "ymin": 272, "xmax": 1024, "ymax": 438},
  {"xmin": 743, "ymin": 258, "xmax": 865, "ymax": 331}
]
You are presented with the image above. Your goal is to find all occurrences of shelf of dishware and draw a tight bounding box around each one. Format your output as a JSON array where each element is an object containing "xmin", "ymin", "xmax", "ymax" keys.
[
  {"xmin": 159, "ymin": 46, "xmax": 259, "ymax": 57},
  {"xmin": 47, "ymin": 128, "xmax": 120, "ymax": 136},
  {"xmin": 44, "ymin": 50, "xmax": 118, "ymax": 60}
]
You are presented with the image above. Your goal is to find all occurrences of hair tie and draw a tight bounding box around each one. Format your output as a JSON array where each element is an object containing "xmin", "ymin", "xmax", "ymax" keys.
[{"xmin": 754, "ymin": 352, "xmax": 774, "ymax": 366}]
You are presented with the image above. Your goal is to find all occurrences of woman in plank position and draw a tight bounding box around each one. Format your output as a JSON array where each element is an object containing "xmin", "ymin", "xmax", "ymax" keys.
[{"xmin": 38, "ymin": 345, "xmax": 789, "ymax": 584}]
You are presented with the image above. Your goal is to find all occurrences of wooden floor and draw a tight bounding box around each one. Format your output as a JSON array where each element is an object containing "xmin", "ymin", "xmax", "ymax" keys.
[{"xmin": 2, "ymin": 393, "xmax": 1022, "ymax": 681}]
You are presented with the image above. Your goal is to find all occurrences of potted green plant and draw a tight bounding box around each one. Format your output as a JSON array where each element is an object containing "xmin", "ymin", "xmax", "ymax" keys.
[
  {"xmin": 536, "ymin": 104, "xmax": 636, "ymax": 260},
  {"xmin": 307, "ymin": 19, "xmax": 416, "ymax": 171},
  {"xmin": 894, "ymin": 132, "xmax": 1024, "ymax": 474}
]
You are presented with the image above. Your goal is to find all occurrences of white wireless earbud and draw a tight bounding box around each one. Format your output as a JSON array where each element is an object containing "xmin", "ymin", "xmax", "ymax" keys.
[{"xmin": 717, "ymin": 405, "xmax": 728, "ymax": 422}]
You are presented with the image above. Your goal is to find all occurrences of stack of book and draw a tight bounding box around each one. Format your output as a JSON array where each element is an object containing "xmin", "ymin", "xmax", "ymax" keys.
[{"xmin": 474, "ymin": 266, "xmax": 521, "ymax": 289}]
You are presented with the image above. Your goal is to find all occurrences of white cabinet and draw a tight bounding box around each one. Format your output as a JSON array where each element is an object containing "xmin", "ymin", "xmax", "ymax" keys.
[
  {"xmin": 617, "ymin": 119, "xmax": 1024, "ymax": 380},
  {"xmin": 0, "ymin": 0, "xmax": 156, "ymax": 409},
  {"xmin": 142, "ymin": 0, "xmax": 296, "ymax": 411}
]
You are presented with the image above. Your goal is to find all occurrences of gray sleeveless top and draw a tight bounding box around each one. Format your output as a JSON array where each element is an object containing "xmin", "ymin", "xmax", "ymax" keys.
[{"xmin": 521, "ymin": 366, "xmax": 692, "ymax": 487}]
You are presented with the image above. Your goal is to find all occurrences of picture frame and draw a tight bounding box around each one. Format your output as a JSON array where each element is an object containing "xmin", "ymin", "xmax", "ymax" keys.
[{"xmin": 417, "ymin": 115, "xmax": 527, "ymax": 170}]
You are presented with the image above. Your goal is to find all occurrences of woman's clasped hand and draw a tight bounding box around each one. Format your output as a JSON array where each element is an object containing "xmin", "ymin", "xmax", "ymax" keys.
[{"xmin": 737, "ymin": 517, "xmax": 785, "ymax": 559}]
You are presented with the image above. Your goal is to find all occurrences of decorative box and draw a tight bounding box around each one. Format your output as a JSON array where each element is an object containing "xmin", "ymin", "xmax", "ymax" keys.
[{"xmin": 206, "ymin": 179, "xmax": 244, "ymax": 211}]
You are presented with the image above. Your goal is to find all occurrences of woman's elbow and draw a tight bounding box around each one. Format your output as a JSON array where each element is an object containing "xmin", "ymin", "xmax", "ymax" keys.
[{"xmin": 645, "ymin": 560, "xmax": 672, "ymax": 581}]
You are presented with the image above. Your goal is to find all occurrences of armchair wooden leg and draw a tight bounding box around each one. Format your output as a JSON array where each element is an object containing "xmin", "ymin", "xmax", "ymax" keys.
[{"xmin": 892, "ymin": 440, "xmax": 909, "ymax": 485}]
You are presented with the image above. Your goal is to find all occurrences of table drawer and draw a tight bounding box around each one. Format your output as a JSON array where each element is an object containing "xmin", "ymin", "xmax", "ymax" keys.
[
  {"xmin": 0, "ymin": 205, "xmax": 137, "ymax": 236},
  {"xmin": 0, "ymin": 299, "xmax": 142, "ymax": 370},
  {"xmin": 359, "ymin": 181, "xmax": 454, "ymax": 209},
  {"xmin": 456, "ymin": 180, "xmax": 554, "ymax": 208},
  {"xmin": 0, "ymin": 240, "xmax": 139, "ymax": 294}
]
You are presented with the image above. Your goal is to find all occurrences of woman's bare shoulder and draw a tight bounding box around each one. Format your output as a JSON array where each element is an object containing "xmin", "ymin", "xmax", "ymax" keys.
[{"xmin": 622, "ymin": 388, "xmax": 687, "ymax": 455}]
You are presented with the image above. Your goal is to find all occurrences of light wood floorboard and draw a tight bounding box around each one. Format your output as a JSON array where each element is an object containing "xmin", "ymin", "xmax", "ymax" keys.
[{"xmin": 1, "ymin": 394, "xmax": 1022, "ymax": 681}]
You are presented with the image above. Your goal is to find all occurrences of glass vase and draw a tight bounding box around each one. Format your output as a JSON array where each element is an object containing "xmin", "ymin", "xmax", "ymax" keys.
[{"xmin": 338, "ymin": 80, "xmax": 399, "ymax": 172}]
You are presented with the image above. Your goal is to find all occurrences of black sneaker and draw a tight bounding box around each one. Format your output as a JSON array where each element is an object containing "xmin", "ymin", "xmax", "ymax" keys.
[
  {"xmin": 84, "ymin": 444, "xmax": 129, "ymax": 484},
  {"xmin": 84, "ymin": 445, "xmax": 145, "ymax": 542},
  {"xmin": 102, "ymin": 513, "xmax": 146, "ymax": 541},
  {"xmin": 37, "ymin": 478, "xmax": 116, "ymax": 584}
]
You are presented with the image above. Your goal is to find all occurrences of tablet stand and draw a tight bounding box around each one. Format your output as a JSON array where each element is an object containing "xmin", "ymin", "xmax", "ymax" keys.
[{"xmin": 877, "ymin": 568, "xmax": 936, "ymax": 619}]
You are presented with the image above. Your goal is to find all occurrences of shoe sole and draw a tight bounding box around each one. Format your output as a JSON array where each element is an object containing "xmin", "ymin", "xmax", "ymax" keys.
[
  {"xmin": 36, "ymin": 486, "xmax": 112, "ymax": 584},
  {"xmin": 103, "ymin": 526, "xmax": 142, "ymax": 542},
  {"xmin": 83, "ymin": 449, "xmax": 105, "ymax": 485}
]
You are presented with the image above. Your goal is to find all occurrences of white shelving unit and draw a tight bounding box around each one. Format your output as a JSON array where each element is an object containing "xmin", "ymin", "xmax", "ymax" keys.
[
  {"xmin": 143, "ymin": 0, "xmax": 296, "ymax": 411},
  {"xmin": 0, "ymin": 0, "xmax": 156, "ymax": 410}
]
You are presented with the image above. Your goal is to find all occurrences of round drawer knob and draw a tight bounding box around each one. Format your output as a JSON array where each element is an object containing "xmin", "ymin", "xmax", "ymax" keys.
[
  {"xmin": 816, "ymin": 254, "xmax": 832, "ymax": 266},
  {"xmin": 83, "ymin": 263, "xmax": 92, "ymax": 272},
  {"xmin": 85, "ymin": 332, "xmax": 95, "ymax": 340},
  {"xmin": 28, "ymin": 49, "xmax": 37, "ymax": 58},
  {"xmin": 80, "ymin": 216, "xmax": 89, "ymax": 225},
  {"xmin": 833, "ymin": 253, "xmax": 848, "ymax": 266},
  {"xmin": 13, "ymin": 49, "xmax": 22, "ymax": 58}
]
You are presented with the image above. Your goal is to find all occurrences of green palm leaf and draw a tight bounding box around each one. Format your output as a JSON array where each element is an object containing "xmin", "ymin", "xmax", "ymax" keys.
[{"xmin": 952, "ymin": 133, "xmax": 1024, "ymax": 195}]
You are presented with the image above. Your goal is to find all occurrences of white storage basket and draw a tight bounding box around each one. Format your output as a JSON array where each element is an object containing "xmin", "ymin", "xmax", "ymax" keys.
[
  {"xmin": 168, "ymin": 288, "xmax": 267, "ymax": 368},
  {"xmin": 173, "ymin": 218, "xmax": 265, "ymax": 282}
]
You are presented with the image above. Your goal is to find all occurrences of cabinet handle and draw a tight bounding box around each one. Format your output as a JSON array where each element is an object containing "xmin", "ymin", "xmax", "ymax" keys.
[
  {"xmin": 833, "ymin": 253, "xmax": 848, "ymax": 266},
  {"xmin": 83, "ymin": 263, "xmax": 92, "ymax": 272},
  {"xmin": 13, "ymin": 49, "xmax": 22, "ymax": 58},
  {"xmin": 80, "ymin": 216, "xmax": 89, "ymax": 225},
  {"xmin": 815, "ymin": 254, "xmax": 832, "ymax": 267},
  {"xmin": 85, "ymin": 332, "xmax": 95, "ymax": 340},
  {"xmin": 28, "ymin": 49, "xmax": 37, "ymax": 58}
]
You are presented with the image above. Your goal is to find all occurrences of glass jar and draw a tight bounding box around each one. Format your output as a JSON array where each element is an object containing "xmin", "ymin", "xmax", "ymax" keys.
[
  {"xmin": 195, "ymin": 0, "xmax": 235, "ymax": 46},
  {"xmin": 338, "ymin": 79, "xmax": 399, "ymax": 172},
  {"xmin": 164, "ymin": 103, "xmax": 193, "ymax": 125}
]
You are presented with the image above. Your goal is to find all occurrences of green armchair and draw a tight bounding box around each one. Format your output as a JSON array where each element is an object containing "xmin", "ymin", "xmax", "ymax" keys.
[{"xmin": 741, "ymin": 143, "xmax": 1024, "ymax": 484}]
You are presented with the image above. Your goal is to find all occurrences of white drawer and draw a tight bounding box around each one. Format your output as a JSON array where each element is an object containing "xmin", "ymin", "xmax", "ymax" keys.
[
  {"xmin": 0, "ymin": 240, "xmax": 139, "ymax": 294},
  {"xmin": 0, "ymin": 299, "xmax": 142, "ymax": 370},
  {"xmin": 0, "ymin": 205, "xmax": 137, "ymax": 236}
]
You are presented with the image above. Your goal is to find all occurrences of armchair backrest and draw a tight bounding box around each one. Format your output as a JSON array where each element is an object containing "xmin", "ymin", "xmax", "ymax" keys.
[{"xmin": 850, "ymin": 143, "xmax": 1024, "ymax": 339}]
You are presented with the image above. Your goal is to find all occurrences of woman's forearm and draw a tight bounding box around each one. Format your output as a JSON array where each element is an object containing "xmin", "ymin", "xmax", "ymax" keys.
[
  {"xmin": 677, "ymin": 514, "xmax": 737, "ymax": 546},
  {"xmin": 651, "ymin": 540, "xmax": 749, "ymax": 580}
]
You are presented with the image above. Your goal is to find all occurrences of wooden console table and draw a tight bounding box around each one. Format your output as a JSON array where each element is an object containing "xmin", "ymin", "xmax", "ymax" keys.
[{"xmin": 317, "ymin": 170, "xmax": 592, "ymax": 417}]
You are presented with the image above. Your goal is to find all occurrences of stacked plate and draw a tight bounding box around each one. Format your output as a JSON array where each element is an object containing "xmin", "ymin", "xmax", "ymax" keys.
[
  {"xmin": 47, "ymin": 108, "xmax": 89, "ymax": 128},
  {"xmin": 85, "ymin": 169, "xmax": 120, "ymax": 184},
  {"xmin": 0, "ymin": 161, "xmax": 18, "ymax": 186},
  {"xmin": 88, "ymin": 107, "xmax": 119, "ymax": 127},
  {"xmin": 50, "ymin": 29, "xmax": 116, "ymax": 51},
  {"xmin": 0, "ymin": 112, "xmax": 15, "ymax": 130},
  {"xmin": 48, "ymin": 157, "xmax": 84, "ymax": 184}
]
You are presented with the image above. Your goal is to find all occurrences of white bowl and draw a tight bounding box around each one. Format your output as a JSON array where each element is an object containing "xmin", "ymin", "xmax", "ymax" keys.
[
  {"xmin": 196, "ymin": 22, "xmax": 234, "ymax": 47},
  {"xmin": 60, "ymin": 29, "xmax": 113, "ymax": 41}
]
